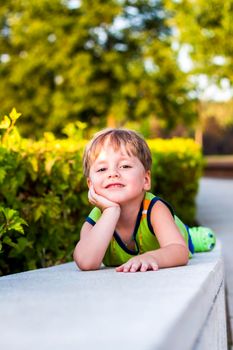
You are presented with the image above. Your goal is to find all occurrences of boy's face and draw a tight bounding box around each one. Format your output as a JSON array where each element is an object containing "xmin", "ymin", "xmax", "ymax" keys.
[{"xmin": 87, "ymin": 142, "xmax": 151, "ymax": 205}]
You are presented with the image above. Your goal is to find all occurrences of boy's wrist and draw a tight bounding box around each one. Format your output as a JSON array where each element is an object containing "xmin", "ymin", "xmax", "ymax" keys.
[{"xmin": 103, "ymin": 205, "xmax": 121, "ymax": 216}]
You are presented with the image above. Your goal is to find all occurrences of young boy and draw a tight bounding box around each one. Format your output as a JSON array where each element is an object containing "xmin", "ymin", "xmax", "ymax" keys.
[{"xmin": 73, "ymin": 128, "xmax": 215, "ymax": 272}]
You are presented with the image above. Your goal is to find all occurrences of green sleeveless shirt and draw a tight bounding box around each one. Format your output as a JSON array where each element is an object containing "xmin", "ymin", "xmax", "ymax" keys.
[{"xmin": 86, "ymin": 192, "xmax": 189, "ymax": 267}]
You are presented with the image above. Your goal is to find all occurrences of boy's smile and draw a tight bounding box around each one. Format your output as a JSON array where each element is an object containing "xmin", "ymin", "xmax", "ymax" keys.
[
  {"xmin": 88, "ymin": 142, "xmax": 151, "ymax": 205},
  {"xmin": 105, "ymin": 183, "xmax": 124, "ymax": 189}
]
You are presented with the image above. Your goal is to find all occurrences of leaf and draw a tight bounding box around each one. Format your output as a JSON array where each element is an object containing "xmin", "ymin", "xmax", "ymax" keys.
[
  {"xmin": 75, "ymin": 121, "xmax": 87, "ymax": 130},
  {"xmin": 15, "ymin": 237, "xmax": 30, "ymax": 253},
  {"xmin": 45, "ymin": 156, "xmax": 56, "ymax": 175},
  {"xmin": 0, "ymin": 115, "xmax": 11, "ymax": 129},
  {"xmin": 0, "ymin": 168, "xmax": 6, "ymax": 184},
  {"xmin": 8, "ymin": 223, "xmax": 25, "ymax": 234},
  {"xmin": 0, "ymin": 207, "xmax": 27, "ymax": 236},
  {"xmin": 0, "ymin": 224, "xmax": 7, "ymax": 236},
  {"xmin": 29, "ymin": 156, "xmax": 39, "ymax": 173},
  {"xmin": 9, "ymin": 108, "xmax": 21, "ymax": 122},
  {"xmin": 17, "ymin": 218, "xmax": 28, "ymax": 227},
  {"xmin": 43, "ymin": 132, "xmax": 55, "ymax": 142},
  {"xmin": 3, "ymin": 236, "xmax": 17, "ymax": 248},
  {"xmin": 1, "ymin": 208, "xmax": 17, "ymax": 221},
  {"xmin": 34, "ymin": 204, "xmax": 46, "ymax": 222}
]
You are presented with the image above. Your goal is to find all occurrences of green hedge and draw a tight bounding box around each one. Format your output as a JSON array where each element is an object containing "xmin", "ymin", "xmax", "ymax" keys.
[
  {"xmin": 0, "ymin": 117, "xmax": 203, "ymax": 275},
  {"xmin": 148, "ymin": 138, "xmax": 203, "ymax": 224}
]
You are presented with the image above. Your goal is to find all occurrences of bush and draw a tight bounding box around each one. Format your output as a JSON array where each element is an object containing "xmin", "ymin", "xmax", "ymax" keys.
[
  {"xmin": 0, "ymin": 111, "xmax": 203, "ymax": 275},
  {"xmin": 148, "ymin": 138, "xmax": 203, "ymax": 224},
  {"xmin": 0, "ymin": 138, "xmax": 88, "ymax": 275}
]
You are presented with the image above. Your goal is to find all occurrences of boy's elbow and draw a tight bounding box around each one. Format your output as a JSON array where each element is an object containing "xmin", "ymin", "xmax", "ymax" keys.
[
  {"xmin": 169, "ymin": 244, "xmax": 189, "ymax": 267},
  {"xmin": 73, "ymin": 250, "xmax": 101, "ymax": 271},
  {"xmin": 182, "ymin": 254, "xmax": 189, "ymax": 266},
  {"xmin": 180, "ymin": 245, "xmax": 189, "ymax": 266},
  {"xmin": 76, "ymin": 261, "xmax": 101, "ymax": 271}
]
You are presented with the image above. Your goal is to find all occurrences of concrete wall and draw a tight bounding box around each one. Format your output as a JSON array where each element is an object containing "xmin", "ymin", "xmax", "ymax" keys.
[{"xmin": 0, "ymin": 242, "xmax": 227, "ymax": 350}]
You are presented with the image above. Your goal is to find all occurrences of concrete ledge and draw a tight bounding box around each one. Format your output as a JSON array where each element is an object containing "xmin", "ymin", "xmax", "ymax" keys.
[{"xmin": 0, "ymin": 242, "xmax": 227, "ymax": 350}]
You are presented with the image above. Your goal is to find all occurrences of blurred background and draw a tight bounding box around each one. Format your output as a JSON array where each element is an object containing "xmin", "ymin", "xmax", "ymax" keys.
[
  {"xmin": 1, "ymin": 0, "xmax": 233, "ymax": 274},
  {"xmin": 1, "ymin": 0, "xmax": 233, "ymax": 155}
]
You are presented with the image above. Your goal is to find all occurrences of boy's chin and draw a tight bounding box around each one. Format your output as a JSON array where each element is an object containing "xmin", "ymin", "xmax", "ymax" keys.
[
  {"xmin": 101, "ymin": 192, "xmax": 122, "ymax": 203},
  {"xmin": 94, "ymin": 190, "xmax": 119, "ymax": 203},
  {"xmin": 102, "ymin": 190, "xmax": 145, "ymax": 204},
  {"xmin": 105, "ymin": 195, "xmax": 120, "ymax": 203}
]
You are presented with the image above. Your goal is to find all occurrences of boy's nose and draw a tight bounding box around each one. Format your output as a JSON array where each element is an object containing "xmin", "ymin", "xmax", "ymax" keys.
[{"xmin": 108, "ymin": 168, "xmax": 120, "ymax": 178}]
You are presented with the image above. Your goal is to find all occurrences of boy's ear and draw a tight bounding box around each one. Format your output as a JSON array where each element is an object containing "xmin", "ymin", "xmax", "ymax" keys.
[
  {"xmin": 144, "ymin": 170, "xmax": 151, "ymax": 190},
  {"xmin": 87, "ymin": 178, "xmax": 92, "ymax": 188}
]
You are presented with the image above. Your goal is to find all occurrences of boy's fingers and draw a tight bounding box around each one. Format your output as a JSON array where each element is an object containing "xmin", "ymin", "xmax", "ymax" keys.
[
  {"xmin": 150, "ymin": 262, "xmax": 159, "ymax": 271},
  {"xmin": 115, "ymin": 264, "xmax": 125, "ymax": 272},
  {"xmin": 116, "ymin": 257, "xmax": 158, "ymax": 273},
  {"xmin": 89, "ymin": 186, "xmax": 100, "ymax": 202},
  {"xmin": 88, "ymin": 189, "xmax": 95, "ymax": 203},
  {"xmin": 116, "ymin": 261, "xmax": 136, "ymax": 272},
  {"xmin": 123, "ymin": 264, "xmax": 131, "ymax": 272},
  {"xmin": 130, "ymin": 262, "xmax": 140, "ymax": 272},
  {"xmin": 140, "ymin": 262, "xmax": 149, "ymax": 272}
]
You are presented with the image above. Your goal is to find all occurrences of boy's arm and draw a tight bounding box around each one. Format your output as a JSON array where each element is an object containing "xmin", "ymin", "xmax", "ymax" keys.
[
  {"xmin": 116, "ymin": 201, "xmax": 189, "ymax": 272},
  {"xmin": 73, "ymin": 186, "xmax": 120, "ymax": 271}
]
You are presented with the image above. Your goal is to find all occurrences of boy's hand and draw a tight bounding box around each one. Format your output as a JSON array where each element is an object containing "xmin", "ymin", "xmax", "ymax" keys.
[
  {"xmin": 115, "ymin": 253, "xmax": 159, "ymax": 273},
  {"xmin": 88, "ymin": 185, "xmax": 120, "ymax": 212}
]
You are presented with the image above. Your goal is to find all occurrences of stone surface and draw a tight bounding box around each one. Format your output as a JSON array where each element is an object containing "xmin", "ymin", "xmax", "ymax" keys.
[
  {"xmin": 0, "ymin": 176, "xmax": 229, "ymax": 350},
  {"xmin": 0, "ymin": 244, "xmax": 226, "ymax": 350},
  {"xmin": 196, "ymin": 177, "xmax": 233, "ymax": 345},
  {"xmin": 195, "ymin": 285, "xmax": 227, "ymax": 350},
  {"xmin": 197, "ymin": 178, "xmax": 233, "ymax": 344}
]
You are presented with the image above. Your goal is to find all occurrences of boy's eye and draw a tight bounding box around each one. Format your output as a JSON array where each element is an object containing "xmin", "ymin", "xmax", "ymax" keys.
[
  {"xmin": 121, "ymin": 164, "xmax": 131, "ymax": 169},
  {"xmin": 97, "ymin": 167, "xmax": 106, "ymax": 172}
]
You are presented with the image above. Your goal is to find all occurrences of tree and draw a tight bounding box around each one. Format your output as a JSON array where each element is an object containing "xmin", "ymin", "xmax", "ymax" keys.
[
  {"xmin": 165, "ymin": 0, "xmax": 233, "ymax": 144},
  {"xmin": 0, "ymin": 0, "xmax": 195, "ymax": 137},
  {"xmin": 166, "ymin": 0, "xmax": 233, "ymax": 84}
]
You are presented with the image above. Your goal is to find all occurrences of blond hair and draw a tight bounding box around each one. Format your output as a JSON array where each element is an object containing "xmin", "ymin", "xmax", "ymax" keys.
[{"xmin": 83, "ymin": 128, "xmax": 152, "ymax": 177}]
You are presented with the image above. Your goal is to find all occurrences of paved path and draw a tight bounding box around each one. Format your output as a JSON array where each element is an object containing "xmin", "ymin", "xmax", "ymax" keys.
[{"xmin": 196, "ymin": 177, "xmax": 233, "ymax": 347}]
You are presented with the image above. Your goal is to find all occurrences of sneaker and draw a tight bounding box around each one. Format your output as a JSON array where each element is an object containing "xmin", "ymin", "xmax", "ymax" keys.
[{"xmin": 189, "ymin": 226, "xmax": 216, "ymax": 252}]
